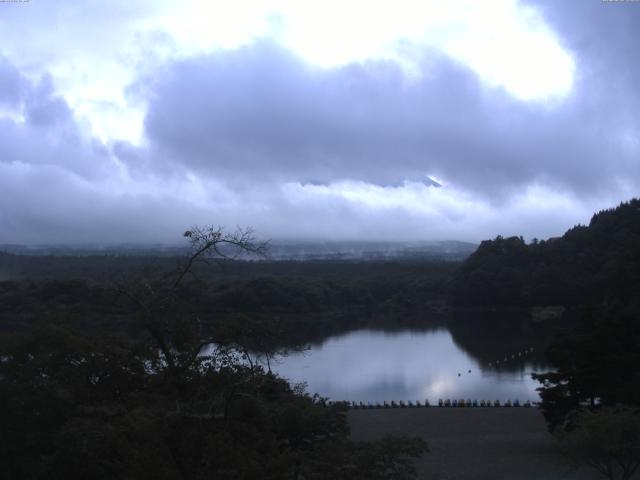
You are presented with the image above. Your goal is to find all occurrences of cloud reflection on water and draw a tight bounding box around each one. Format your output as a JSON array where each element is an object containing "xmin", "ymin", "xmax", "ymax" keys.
[{"xmin": 271, "ymin": 329, "xmax": 546, "ymax": 403}]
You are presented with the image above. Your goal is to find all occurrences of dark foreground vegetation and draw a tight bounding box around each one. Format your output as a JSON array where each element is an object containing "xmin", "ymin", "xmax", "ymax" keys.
[
  {"xmin": 0, "ymin": 321, "xmax": 429, "ymax": 479},
  {"xmin": 2, "ymin": 199, "xmax": 640, "ymax": 479},
  {"xmin": 0, "ymin": 228, "xmax": 428, "ymax": 479}
]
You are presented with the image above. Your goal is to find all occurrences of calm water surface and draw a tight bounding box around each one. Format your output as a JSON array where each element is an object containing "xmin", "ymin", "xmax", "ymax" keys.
[{"xmin": 268, "ymin": 328, "xmax": 548, "ymax": 403}]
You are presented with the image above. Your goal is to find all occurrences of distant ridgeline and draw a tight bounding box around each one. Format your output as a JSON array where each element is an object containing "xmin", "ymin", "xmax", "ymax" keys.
[
  {"xmin": 262, "ymin": 240, "xmax": 477, "ymax": 262},
  {"xmin": 453, "ymin": 198, "xmax": 640, "ymax": 307},
  {"xmin": 0, "ymin": 240, "xmax": 477, "ymax": 262}
]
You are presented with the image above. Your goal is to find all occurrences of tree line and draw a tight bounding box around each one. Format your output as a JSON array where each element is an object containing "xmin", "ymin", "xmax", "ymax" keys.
[{"xmin": 453, "ymin": 199, "xmax": 640, "ymax": 308}]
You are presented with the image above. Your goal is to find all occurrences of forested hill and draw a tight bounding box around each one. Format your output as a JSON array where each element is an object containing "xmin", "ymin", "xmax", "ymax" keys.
[{"xmin": 452, "ymin": 198, "xmax": 640, "ymax": 307}]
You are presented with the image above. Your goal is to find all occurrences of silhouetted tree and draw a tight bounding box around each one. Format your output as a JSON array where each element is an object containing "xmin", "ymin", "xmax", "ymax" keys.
[
  {"xmin": 556, "ymin": 408, "xmax": 640, "ymax": 480},
  {"xmin": 534, "ymin": 304, "xmax": 640, "ymax": 432}
]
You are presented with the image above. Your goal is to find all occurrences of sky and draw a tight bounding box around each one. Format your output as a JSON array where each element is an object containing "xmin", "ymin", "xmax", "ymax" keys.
[{"xmin": 0, "ymin": 0, "xmax": 638, "ymax": 244}]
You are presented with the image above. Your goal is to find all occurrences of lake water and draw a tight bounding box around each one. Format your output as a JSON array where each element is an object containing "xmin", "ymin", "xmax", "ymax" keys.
[{"xmin": 267, "ymin": 328, "xmax": 548, "ymax": 404}]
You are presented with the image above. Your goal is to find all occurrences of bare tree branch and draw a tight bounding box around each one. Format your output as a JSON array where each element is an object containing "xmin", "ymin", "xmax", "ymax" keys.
[{"xmin": 113, "ymin": 225, "xmax": 268, "ymax": 375}]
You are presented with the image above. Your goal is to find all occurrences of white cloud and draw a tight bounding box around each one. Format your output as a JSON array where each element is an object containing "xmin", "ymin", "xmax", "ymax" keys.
[
  {"xmin": 277, "ymin": 0, "xmax": 575, "ymax": 100},
  {"xmin": 281, "ymin": 180, "xmax": 595, "ymax": 241},
  {"xmin": 0, "ymin": 0, "xmax": 575, "ymax": 145}
]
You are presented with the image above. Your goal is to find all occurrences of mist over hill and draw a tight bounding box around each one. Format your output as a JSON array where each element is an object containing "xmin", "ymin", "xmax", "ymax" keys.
[
  {"xmin": 0, "ymin": 240, "xmax": 477, "ymax": 262},
  {"xmin": 263, "ymin": 240, "xmax": 476, "ymax": 261}
]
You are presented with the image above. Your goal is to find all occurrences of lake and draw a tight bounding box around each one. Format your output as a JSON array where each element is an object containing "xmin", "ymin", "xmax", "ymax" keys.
[{"xmin": 266, "ymin": 328, "xmax": 549, "ymax": 404}]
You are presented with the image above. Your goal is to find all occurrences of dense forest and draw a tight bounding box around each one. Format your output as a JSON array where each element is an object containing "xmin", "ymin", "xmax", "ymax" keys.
[
  {"xmin": 0, "ymin": 253, "xmax": 455, "ymax": 347},
  {"xmin": 453, "ymin": 199, "xmax": 640, "ymax": 307}
]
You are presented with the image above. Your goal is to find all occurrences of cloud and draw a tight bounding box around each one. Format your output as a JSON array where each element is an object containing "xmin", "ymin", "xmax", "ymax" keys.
[
  {"xmin": 0, "ymin": 2, "xmax": 639, "ymax": 244},
  {"xmin": 139, "ymin": 39, "xmax": 639, "ymax": 200},
  {"xmin": 0, "ymin": 63, "xmax": 109, "ymax": 180},
  {"xmin": 0, "ymin": 57, "xmax": 28, "ymax": 109},
  {"xmin": 273, "ymin": 180, "xmax": 595, "ymax": 241}
]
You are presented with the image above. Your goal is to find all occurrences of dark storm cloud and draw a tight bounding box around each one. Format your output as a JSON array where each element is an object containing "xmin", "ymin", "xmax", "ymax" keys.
[{"xmin": 138, "ymin": 37, "xmax": 639, "ymax": 199}]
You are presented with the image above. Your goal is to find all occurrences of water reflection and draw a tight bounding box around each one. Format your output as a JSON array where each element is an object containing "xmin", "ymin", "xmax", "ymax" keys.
[{"xmin": 269, "ymin": 328, "xmax": 548, "ymax": 403}]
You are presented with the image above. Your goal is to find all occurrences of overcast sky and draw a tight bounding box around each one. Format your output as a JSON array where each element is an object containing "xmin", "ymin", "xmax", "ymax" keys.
[{"xmin": 0, "ymin": 0, "xmax": 638, "ymax": 244}]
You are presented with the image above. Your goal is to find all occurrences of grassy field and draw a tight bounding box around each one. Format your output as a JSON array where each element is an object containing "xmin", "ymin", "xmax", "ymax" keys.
[{"xmin": 349, "ymin": 408, "xmax": 602, "ymax": 480}]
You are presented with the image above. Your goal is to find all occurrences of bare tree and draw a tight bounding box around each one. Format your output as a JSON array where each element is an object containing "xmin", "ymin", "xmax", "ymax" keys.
[
  {"xmin": 176, "ymin": 225, "xmax": 268, "ymax": 286},
  {"xmin": 116, "ymin": 225, "xmax": 268, "ymax": 373}
]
